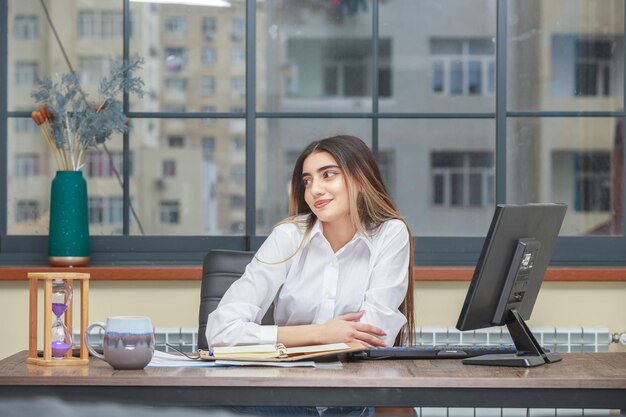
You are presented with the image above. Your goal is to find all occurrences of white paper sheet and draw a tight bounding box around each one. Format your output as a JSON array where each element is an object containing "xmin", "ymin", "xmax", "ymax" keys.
[
  {"xmin": 215, "ymin": 360, "xmax": 316, "ymax": 367},
  {"xmin": 147, "ymin": 350, "xmax": 327, "ymax": 368},
  {"xmin": 147, "ymin": 350, "xmax": 227, "ymax": 367}
]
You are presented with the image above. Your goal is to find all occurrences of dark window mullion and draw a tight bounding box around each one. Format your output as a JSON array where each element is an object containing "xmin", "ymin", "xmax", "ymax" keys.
[
  {"xmin": 372, "ymin": 0, "xmax": 379, "ymax": 155},
  {"xmin": 495, "ymin": 0, "xmax": 507, "ymax": 204},
  {"xmin": 623, "ymin": 1, "xmax": 626, "ymax": 238},
  {"xmin": 122, "ymin": 0, "xmax": 130, "ymax": 235},
  {"xmin": 245, "ymin": 0, "xmax": 256, "ymax": 249},
  {"xmin": 0, "ymin": 0, "xmax": 7, "ymax": 235}
]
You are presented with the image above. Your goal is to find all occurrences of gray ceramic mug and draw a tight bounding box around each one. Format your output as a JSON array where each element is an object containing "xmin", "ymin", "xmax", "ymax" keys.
[{"xmin": 85, "ymin": 316, "xmax": 155, "ymax": 369}]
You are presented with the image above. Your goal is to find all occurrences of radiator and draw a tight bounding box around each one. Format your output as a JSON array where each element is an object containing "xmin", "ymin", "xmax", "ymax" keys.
[{"xmin": 142, "ymin": 325, "xmax": 612, "ymax": 354}]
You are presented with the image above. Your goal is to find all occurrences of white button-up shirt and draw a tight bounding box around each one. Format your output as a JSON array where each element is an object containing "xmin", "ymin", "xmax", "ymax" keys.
[{"xmin": 206, "ymin": 216, "xmax": 410, "ymax": 347}]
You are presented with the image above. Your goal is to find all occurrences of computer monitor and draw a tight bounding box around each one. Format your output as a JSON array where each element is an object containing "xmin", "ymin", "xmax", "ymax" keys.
[{"xmin": 456, "ymin": 203, "xmax": 568, "ymax": 367}]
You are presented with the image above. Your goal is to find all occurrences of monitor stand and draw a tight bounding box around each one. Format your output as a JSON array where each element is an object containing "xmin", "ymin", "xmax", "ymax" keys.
[{"xmin": 463, "ymin": 309, "xmax": 562, "ymax": 367}]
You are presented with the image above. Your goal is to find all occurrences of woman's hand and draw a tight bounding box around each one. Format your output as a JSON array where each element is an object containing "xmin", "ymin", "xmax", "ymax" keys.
[
  {"xmin": 318, "ymin": 311, "xmax": 387, "ymax": 347},
  {"xmin": 277, "ymin": 311, "xmax": 387, "ymax": 347}
]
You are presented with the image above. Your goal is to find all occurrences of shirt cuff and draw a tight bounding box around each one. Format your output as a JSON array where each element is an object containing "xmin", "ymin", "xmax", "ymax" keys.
[{"xmin": 259, "ymin": 324, "xmax": 278, "ymax": 345}]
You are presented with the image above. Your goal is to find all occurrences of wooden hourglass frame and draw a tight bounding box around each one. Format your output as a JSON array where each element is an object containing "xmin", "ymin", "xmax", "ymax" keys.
[{"xmin": 27, "ymin": 272, "xmax": 90, "ymax": 366}]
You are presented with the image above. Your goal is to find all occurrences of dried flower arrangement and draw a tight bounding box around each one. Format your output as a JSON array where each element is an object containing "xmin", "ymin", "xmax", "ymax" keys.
[{"xmin": 31, "ymin": 55, "xmax": 145, "ymax": 171}]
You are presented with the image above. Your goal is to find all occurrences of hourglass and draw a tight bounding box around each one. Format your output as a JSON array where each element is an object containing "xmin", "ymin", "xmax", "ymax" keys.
[
  {"xmin": 27, "ymin": 272, "xmax": 90, "ymax": 366},
  {"xmin": 51, "ymin": 279, "xmax": 73, "ymax": 358}
]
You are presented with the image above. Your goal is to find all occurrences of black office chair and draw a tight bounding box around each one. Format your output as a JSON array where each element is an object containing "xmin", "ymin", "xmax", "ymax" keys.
[{"xmin": 197, "ymin": 249, "xmax": 274, "ymax": 350}]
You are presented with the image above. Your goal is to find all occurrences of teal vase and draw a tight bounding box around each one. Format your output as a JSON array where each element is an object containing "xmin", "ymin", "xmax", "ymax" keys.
[{"xmin": 48, "ymin": 171, "xmax": 90, "ymax": 267}]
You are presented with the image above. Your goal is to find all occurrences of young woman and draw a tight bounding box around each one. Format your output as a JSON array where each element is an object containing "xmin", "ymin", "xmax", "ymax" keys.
[{"xmin": 206, "ymin": 135, "xmax": 414, "ymax": 349}]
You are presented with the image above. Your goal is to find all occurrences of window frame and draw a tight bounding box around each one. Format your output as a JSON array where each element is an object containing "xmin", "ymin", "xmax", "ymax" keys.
[{"xmin": 2, "ymin": 0, "xmax": 626, "ymax": 267}]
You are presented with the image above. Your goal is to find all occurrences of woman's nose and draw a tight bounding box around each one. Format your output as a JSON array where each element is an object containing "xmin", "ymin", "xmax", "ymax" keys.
[{"xmin": 310, "ymin": 178, "xmax": 324, "ymax": 195}]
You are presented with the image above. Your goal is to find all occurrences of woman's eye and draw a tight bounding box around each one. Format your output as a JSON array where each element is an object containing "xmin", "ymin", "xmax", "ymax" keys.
[
  {"xmin": 302, "ymin": 178, "xmax": 312, "ymax": 186},
  {"xmin": 323, "ymin": 171, "xmax": 337, "ymax": 179}
]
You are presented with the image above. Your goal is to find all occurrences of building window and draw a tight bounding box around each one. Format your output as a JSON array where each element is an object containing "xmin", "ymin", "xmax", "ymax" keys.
[
  {"xmin": 203, "ymin": 136, "xmax": 216, "ymax": 155},
  {"xmin": 164, "ymin": 77, "xmax": 187, "ymax": 92},
  {"xmin": 201, "ymin": 106, "xmax": 216, "ymax": 125},
  {"xmin": 15, "ymin": 117, "xmax": 38, "ymax": 133},
  {"xmin": 377, "ymin": 151, "xmax": 395, "ymax": 198},
  {"xmin": 160, "ymin": 201, "xmax": 180, "ymax": 224},
  {"xmin": 164, "ymin": 48, "xmax": 187, "ymax": 72},
  {"xmin": 87, "ymin": 197, "xmax": 124, "ymax": 225},
  {"xmin": 15, "ymin": 200, "xmax": 39, "ymax": 222},
  {"xmin": 14, "ymin": 15, "xmax": 38, "ymax": 40},
  {"xmin": 287, "ymin": 38, "xmax": 391, "ymax": 98},
  {"xmin": 83, "ymin": 150, "xmax": 133, "ymax": 178},
  {"xmin": 574, "ymin": 152, "xmax": 610, "ymax": 212},
  {"xmin": 231, "ymin": 77, "xmax": 245, "ymax": 96},
  {"xmin": 231, "ymin": 137, "xmax": 245, "ymax": 152},
  {"xmin": 201, "ymin": 76, "xmax": 216, "ymax": 95},
  {"xmin": 230, "ymin": 164, "xmax": 245, "ymax": 182},
  {"xmin": 108, "ymin": 197, "xmax": 123, "ymax": 225},
  {"xmin": 430, "ymin": 38, "xmax": 495, "ymax": 96},
  {"xmin": 165, "ymin": 16, "xmax": 187, "ymax": 34},
  {"xmin": 79, "ymin": 56, "xmax": 113, "ymax": 85},
  {"xmin": 323, "ymin": 61, "xmax": 365, "ymax": 97},
  {"xmin": 231, "ymin": 47, "xmax": 245, "ymax": 64},
  {"xmin": 15, "ymin": 154, "xmax": 40, "ymax": 178},
  {"xmin": 230, "ymin": 195, "xmax": 245, "ymax": 209},
  {"xmin": 431, "ymin": 151, "xmax": 494, "ymax": 208},
  {"xmin": 231, "ymin": 17, "xmax": 244, "ymax": 40},
  {"xmin": 202, "ymin": 17, "xmax": 217, "ymax": 39},
  {"xmin": 77, "ymin": 11, "xmax": 130, "ymax": 38},
  {"xmin": 163, "ymin": 159, "xmax": 176, "ymax": 177},
  {"xmin": 167, "ymin": 136, "xmax": 185, "ymax": 148},
  {"xmin": 551, "ymin": 35, "xmax": 619, "ymax": 98},
  {"xmin": 88, "ymin": 197, "xmax": 105, "ymax": 224},
  {"xmin": 575, "ymin": 39, "xmax": 613, "ymax": 97},
  {"xmin": 202, "ymin": 47, "xmax": 216, "ymax": 65},
  {"xmin": 164, "ymin": 105, "xmax": 186, "ymax": 113},
  {"xmin": 15, "ymin": 62, "xmax": 38, "ymax": 85}
]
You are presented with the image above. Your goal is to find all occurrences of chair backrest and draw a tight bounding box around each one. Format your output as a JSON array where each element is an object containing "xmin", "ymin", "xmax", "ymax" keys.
[{"xmin": 197, "ymin": 249, "xmax": 274, "ymax": 350}]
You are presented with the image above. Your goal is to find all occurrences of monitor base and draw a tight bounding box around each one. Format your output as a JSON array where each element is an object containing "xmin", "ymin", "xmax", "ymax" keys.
[{"xmin": 463, "ymin": 352, "xmax": 562, "ymax": 367}]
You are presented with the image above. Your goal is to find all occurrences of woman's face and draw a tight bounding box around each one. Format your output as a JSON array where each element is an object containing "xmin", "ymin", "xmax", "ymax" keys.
[{"xmin": 301, "ymin": 151, "xmax": 351, "ymax": 226}]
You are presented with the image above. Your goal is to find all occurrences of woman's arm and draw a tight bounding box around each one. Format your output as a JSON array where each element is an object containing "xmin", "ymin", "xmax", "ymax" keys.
[
  {"xmin": 277, "ymin": 311, "xmax": 388, "ymax": 347},
  {"xmin": 206, "ymin": 227, "xmax": 295, "ymax": 346},
  {"xmin": 359, "ymin": 220, "xmax": 411, "ymax": 346}
]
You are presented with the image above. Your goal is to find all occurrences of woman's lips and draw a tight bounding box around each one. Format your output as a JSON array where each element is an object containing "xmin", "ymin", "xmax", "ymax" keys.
[{"xmin": 314, "ymin": 199, "xmax": 331, "ymax": 209}]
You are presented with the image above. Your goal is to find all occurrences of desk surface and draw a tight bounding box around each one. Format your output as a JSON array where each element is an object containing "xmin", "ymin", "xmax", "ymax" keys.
[{"xmin": 1, "ymin": 351, "xmax": 625, "ymax": 408}]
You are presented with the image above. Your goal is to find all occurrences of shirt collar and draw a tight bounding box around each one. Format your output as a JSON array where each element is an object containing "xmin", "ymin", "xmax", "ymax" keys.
[{"xmin": 309, "ymin": 218, "xmax": 374, "ymax": 253}]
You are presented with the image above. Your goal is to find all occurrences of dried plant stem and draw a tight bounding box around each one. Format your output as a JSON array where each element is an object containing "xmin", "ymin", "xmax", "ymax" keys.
[
  {"xmin": 64, "ymin": 113, "xmax": 77, "ymax": 170},
  {"xmin": 38, "ymin": 123, "xmax": 64, "ymax": 170}
]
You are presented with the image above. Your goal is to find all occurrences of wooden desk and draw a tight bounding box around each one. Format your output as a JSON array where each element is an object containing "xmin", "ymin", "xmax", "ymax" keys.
[{"xmin": 1, "ymin": 351, "xmax": 625, "ymax": 409}]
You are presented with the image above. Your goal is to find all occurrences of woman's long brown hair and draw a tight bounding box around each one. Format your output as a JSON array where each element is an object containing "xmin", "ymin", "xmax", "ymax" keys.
[{"xmin": 288, "ymin": 135, "xmax": 415, "ymax": 345}]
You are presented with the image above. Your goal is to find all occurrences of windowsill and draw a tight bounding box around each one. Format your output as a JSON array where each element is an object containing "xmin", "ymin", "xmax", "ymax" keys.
[{"xmin": 0, "ymin": 266, "xmax": 625, "ymax": 281}]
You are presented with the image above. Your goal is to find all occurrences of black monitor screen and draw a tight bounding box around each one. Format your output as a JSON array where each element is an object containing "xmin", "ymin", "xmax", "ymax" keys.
[{"xmin": 455, "ymin": 203, "xmax": 567, "ymax": 367}]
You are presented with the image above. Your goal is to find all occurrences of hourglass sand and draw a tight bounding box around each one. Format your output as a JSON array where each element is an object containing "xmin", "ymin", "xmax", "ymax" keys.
[
  {"xmin": 27, "ymin": 272, "xmax": 90, "ymax": 366},
  {"xmin": 51, "ymin": 279, "xmax": 73, "ymax": 357}
]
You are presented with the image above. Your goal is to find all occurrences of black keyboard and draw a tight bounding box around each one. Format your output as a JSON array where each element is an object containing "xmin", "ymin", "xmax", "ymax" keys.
[{"xmin": 350, "ymin": 344, "xmax": 517, "ymax": 360}]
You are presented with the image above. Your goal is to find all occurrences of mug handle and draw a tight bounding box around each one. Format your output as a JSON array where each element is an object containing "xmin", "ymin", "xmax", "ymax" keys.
[{"xmin": 85, "ymin": 322, "xmax": 106, "ymax": 360}]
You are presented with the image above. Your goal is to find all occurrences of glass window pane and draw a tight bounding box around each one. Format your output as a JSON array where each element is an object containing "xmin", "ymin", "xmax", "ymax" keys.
[
  {"xmin": 508, "ymin": 0, "xmax": 624, "ymax": 111},
  {"xmin": 380, "ymin": 0, "xmax": 496, "ymax": 112},
  {"xmin": 131, "ymin": 1, "xmax": 245, "ymax": 112},
  {"xmin": 7, "ymin": 124, "xmax": 124, "ymax": 235},
  {"xmin": 130, "ymin": 119, "xmax": 245, "ymax": 236},
  {"xmin": 8, "ymin": 0, "xmax": 123, "ymax": 112},
  {"xmin": 258, "ymin": 1, "xmax": 373, "ymax": 112},
  {"xmin": 507, "ymin": 117, "xmax": 622, "ymax": 236},
  {"xmin": 256, "ymin": 119, "xmax": 372, "ymax": 234},
  {"xmin": 381, "ymin": 119, "xmax": 496, "ymax": 237}
]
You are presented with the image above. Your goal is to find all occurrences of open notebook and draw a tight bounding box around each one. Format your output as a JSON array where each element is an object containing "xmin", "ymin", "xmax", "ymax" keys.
[{"xmin": 198, "ymin": 342, "xmax": 365, "ymax": 362}]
